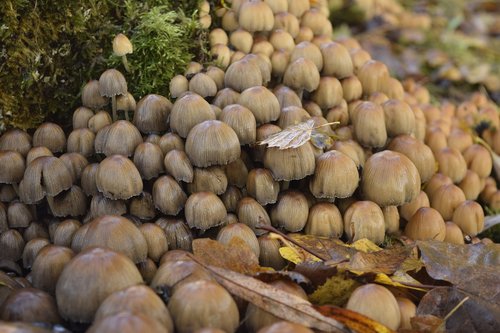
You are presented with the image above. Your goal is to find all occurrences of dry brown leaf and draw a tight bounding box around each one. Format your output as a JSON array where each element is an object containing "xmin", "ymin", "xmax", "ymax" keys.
[
  {"xmin": 314, "ymin": 305, "xmax": 395, "ymax": 333},
  {"xmin": 417, "ymin": 240, "xmax": 500, "ymax": 303},
  {"xmin": 258, "ymin": 119, "xmax": 337, "ymax": 150},
  {"xmin": 336, "ymin": 246, "xmax": 415, "ymax": 275},
  {"xmin": 192, "ymin": 237, "xmax": 260, "ymax": 275},
  {"xmin": 407, "ymin": 315, "xmax": 445, "ymax": 333},
  {"xmin": 191, "ymin": 262, "xmax": 351, "ymax": 333}
]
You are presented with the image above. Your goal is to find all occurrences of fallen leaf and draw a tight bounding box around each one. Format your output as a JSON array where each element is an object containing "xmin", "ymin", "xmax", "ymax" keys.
[
  {"xmin": 294, "ymin": 262, "xmax": 339, "ymax": 287},
  {"xmin": 190, "ymin": 261, "xmax": 351, "ymax": 333},
  {"xmin": 309, "ymin": 274, "xmax": 361, "ymax": 306},
  {"xmin": 272, "ymin": 233, "xmax": 342, "ymax": 263},
  {"xmin": 192, "ymin": 237, "xmax": 260, "ymax": 275},
  {"xmin": 254, "ymin": 270, "xmax": 313, "ymax": 293},
  {"xmin": 417, "ymin": 240, "xmax": 500, "ymax": 303},
  {"xmin": 417, "ymin": 286, "xmax": 500, "ymax": 333},
  {"xmin": 348, "ymin": 239, "xmax": 383, "ymax": 253},
  {"xmin": 336, "ymin": 246, "xmax": 414, "ymax": 275},
  {"xmin": 258, "ymin": 119, "xmax": 338, "ymax": 150},
  {"xmin": 314, "ymin": 305, "xmax": 395, "ymax": 333},
  {"xmin": 374, "ymin": 272, "xmax": 427, "ymax": 292},
  {"xmin": 408, "ymin": 315, "xmax": 445, "ymax": 333}
]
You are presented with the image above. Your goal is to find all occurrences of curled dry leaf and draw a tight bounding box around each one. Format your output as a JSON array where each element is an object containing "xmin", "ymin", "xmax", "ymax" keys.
[
  {"xmin": 314, "ymin": 305, "xmax": 395, "ymax": 333},
  {"xmin": 417, "ymin": 286, "xmax": 500, "ymax": 333},
  {"xmin": 417, "ymin": 240, "xmax": 500, "ymax": 304},
  {"xmin": 192, "ymin": 237, "xmax": 260, "ymax": 275},
  {"xmin": 188, "ymin": 260, "xmax": 352, "ymax": 333},
  {"xmin": 258, "ymin": 119, "xmax": 338, "ymax": 150}
]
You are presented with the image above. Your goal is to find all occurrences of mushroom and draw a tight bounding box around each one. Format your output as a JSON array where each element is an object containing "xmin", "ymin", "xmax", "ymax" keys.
[
  {"xmin": 283, "ymin": 57, "xmax": 320, "ymax": 99},
  {"xmin": 185, "ymin": 192, "xmax": 227, "ymax": 231},
  {"xmin": 133, "ymin": 94, "xmax": 172, "ymax": 134},
  {"xmin": 263, "ymin": 142, "xmax": 316, "ymax": 181},
  {"xmin": 168, "ymin": 280, "xmax": 239, "ymax": 333},
  {"xmin": 96, "ymin": 155, "xmax": 143, "ymax": 200},
  {"xmin": 46, "ymin": 185, "xmax": 87, "ymax": 218},
  {"xmin": 88, "ymin": 312, "xmax": 167, "ymax": 333},
  {"xmin": 53, "ymin": 219, "xmax": 81, "ymax": 247},
  {"xmin": 72, "ymin": 106, "xmax": 94, "ymax": 129},
  {"xmin": 94, "ymin": 120, "xmax": 142, "ymax": 157},
  {"xmin": 67, "ymin": 128, "xmax": 95, "ymax": 157},
  {"xmin": 22, "ymin": 238, "xmax": 50, "ymax": 270},
  {"xmin": 32, "ymin": 122, "xmax": 66, "ymax": 153},
  {"xmin": 320, "ymin": 42, "xmax": 354, "ymax": 79},
  {"xmin": 188, "ymin": 73, "xmax": 218, "ymax": 98},
  {"xmin": 55, "ymin": 247, "xmax": 143, "ymax": 323},
  {"xmin": 219, "ymin": 104, "xmax": 257, "ymax": 145},
  {"xmin": 156, "ymin": 218, "xmax": 193, "ymax": 251},
  {"xmin": 238, "ymin": 86, "xmax": 280, "ymax": 125},
  {"xmin": 309, "ymin": 150, "xmax": 359, "ymax": 200},
  {"xmin": 133, "ymin": 142, "xmax": 165, "ymax": 180},
  {"xmin": 94, "ymin": 285, "xmax": 173, "ymax": 333},
  {"xmin": 452, "ymin": 200, "xmax": 484, "ymax": 236},
  {"xmin": 98, "ymin": 69, "xmax": 128, "ymax": 122},
  {"xmin": 237, "ymin": 196, "xmax": 272, "ymax": 235},
  {"xmin": 112, "ymin": 33, "xmax": 133, "ymax": 73},
  {"xmin": 270, "ymin": 190, "xmax": 309, "ymax": 232},
  {"xmin": 361, "ymin": 150, "xmax": 421, "ymax": 207},
  {"xmin": 217, "ymin": 222, "xmax": 260, "ymax": 257},
  {"xmin": 238, "ymin": 0, "xmax": 274, "ymax": 32},
  {"xmin": 258, "ymin": 234, "xmax": 286, "ymax": 270},
  {"xmin": 404, "ymin": 207, "xmax": 446, "ymax": 241},
  {"xmin": 152, "ymin": 175, "xmax": 188, "ymax": 216},
  {"xmin": 187, "ymin": 166, "xmax": 228, "ymax": 195},
  {"xmin": 81, "ymin": 80, "xmax": 108, "ymax": 110},
  {"xmin": 344, "ymin": 201, "xmax": 386, "ymax": 244},
  {"xmin": 185, "ymin": 120, "xmax": 241, "ymax": 168},
  {"xmin": 138, "ymin": 223, "xmax": 169, "ymax": 263},
  {"xmin": 444, "ymin": 222, "xmax": 465, "ymax": 244},
  {"xmin": 31, "ymin": 245, "xmax": 75, "ymax": 295},
  {"xmin": 246, "ymin": 168, "xmax": 279, "ymax": 205},
  {"xmin": 163, "ymin": 149, "xmax": 194, "ymax": 183},
  {"xmin": 170, "ymin": 92, "xmax": 216, "ymax": 138},
  {"xmin": 0, "ymin": 151, "xmax": 25, "ymax": 185},
  {"xmin": 304, "ymin": 202, "xmax": 343, "ymax": 238},
  {"xmin": 0, "ymin": 229, "xmax": 25, "ymax": 261},
  {"xmin": 0, "ymin": 288, "xmax": 61, "ymax": 325},
  {"xmin": 129, "ymin": 192, "xmax": 156, "ymax": 221}
]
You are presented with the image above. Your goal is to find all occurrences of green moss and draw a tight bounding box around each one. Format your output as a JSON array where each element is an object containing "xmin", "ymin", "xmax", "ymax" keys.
[
  {"xmin": 309, "ymin": 274, "xmax": 361, "ymax": 307},
  {"xmin": 0, "ymin": 0, "xmax": 208, "ymax": 132}
]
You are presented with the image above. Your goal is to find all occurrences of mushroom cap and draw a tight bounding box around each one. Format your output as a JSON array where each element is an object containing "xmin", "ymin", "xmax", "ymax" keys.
[
  {"xmin": 19, "ymin": 156, "xmax": 73, "ymax": 204},
  {"xmin": 168, "ymin": 280, "xmax": 239, "ymax": 333},
  {"xmin": 88, "ymin": 312, "xmax": 167, "ymax": 333},
  {"xmin": 133, "ymin": 142, "xmax": 165, "ymax": 180},
  {"xmin": 31, "ymin": 245, "xmax": 75, "ymax": 295},
  {"xmin": 164, "ymin": 149, "xmax": 194, "ymax": 183},
  {"xmin": 224, "ymin": 58, "xmax": 263, "ymax": 92},
  {"xmin": 96, "ymin": 155, "xmax": 143, "ymax": 200},
  {"xmin": 32, "ymin": 122, "xmax": 66, "ymax": 153},
  {"xmin": 94, "ymin": 120, "xmax": 143, "ymax": 157},
  {"xmin": 283, "ymin": 57, "xmax": 320, "ymax": 92},
  {"xmin": 98, "ymin": 69, "xmax": 127, "ymax": 97},
  {"xmin": 82, "ymin": 80, "xmax": 108, "ymax": 110},
  {"xmin": 170, "ymin": 92, "xmax": 216, "ymax": 138},
  {"xmin": 361, "ymin": 150, "xmax": 421, "ymax": 207},
  {"xmin": 47, "ymin": 185, "xmax": 87, "ymax": 218},
  {"xmin": 238, "ymin": 86, "xmax": 281, "ymax": 125},
  {"xmin": 152, "ymin": 175, "xmax": 187, "ymax": 216},
  {"xmin": 219, "ymin": 104, "xmax": 257, "ymax": 145},
  {"xmin": 133, "ymin": 94, "xmax": 172, "ymax": 134},
  {"xmin": 238, "ymin": 0, "xmax": 274, "ymax": 32},
  {"xmin": 94, "ymin": 285, "xmax": 173, "ymax": 332},
  {"xmin": 185, "ymin": 120, "xmax": 241, "ymax": 168},
  {"xmin": 81, "ymin": 215, "xmax": 148, "ymax": 264},
  {"xmin": 185, "ymin": 192, "xmax": 227, "ymax": 231},
  {"xmin": 112, "ymin": 33, "xmax": 133, "ymax": 57},
  {"xmin": 263, "ymin": 142, "xmax": 316, "ymax": 181},
  {"xmin": 0, "ymin": 150, "xmax": 25, "ymax": 184},
  {"xmin": 309, "ymin": 150, "xmax": 360, "ymax": 199},
  {"xmin": 55, "ymin": 247, "xmax": 143, "ymax": 323},
  {"xmin": 0, "ymin": 129, "xmax": 32, "ymax": 157},
  {"xmin": 0, "ymin": 288, "xmax": 61, "ymax": 325}
]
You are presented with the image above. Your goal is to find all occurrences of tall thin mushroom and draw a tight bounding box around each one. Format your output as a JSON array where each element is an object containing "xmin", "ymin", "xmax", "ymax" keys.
[{"xmin": 99, "ymin": 69, "xmax": 127, "ymax": 122}]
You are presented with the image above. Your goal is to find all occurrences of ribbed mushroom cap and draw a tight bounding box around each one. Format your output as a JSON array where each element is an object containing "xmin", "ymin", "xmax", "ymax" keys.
[
  {"xmin": 0, "ymin": 150, "xmax": 25, "ymax": 184},
  {"xmin": 55, "ymin": 247, "xmax": 143, "ymax": 323},
  {"xmin": 94, "ymin": 120, "xmax": 142, "ymax": 157},
  {"xmin": 263, "ymin": 142, "xmax": 316, "ymax": 181},
  {"xmin": 98, "ymin": 69, "xmax": 127, "ymax": 98},
  {"xmin": 224, "ymin": 58, "xmax": 263, "ymax": 92},
  {"xmin": 94, "ymin": 285, "xmax": 173, "ymax": 332},
  {"xmin": 170, "ymin": 92, "xmax": 216, "ymax": 138},
  {"xmin": 311, "ymin": 76, "xmax": 343, "ymax": 110},
  {"xmin": 133, "ymin": 94, "xmax": 172, "ymax": 134},
  {"xmin": 270, "ymin": 190, "xmax": 309, "ymax": 232},
  {"xmin": 187, "ymin": 166, "xmax": 228, "ymax": 195},
  {"xmin": 112, "ymin": 33, "xmax": 133, "ymax": 56},
  {"xmin": 220, "ymin": 104, "xmax": 257, "ymax": 145},
  {"xmin": 116, "ymin": 92, "xmax": 136, "ymax": 112},
  {"xmin": 82, "ymin": 80, "xmax": 108, "ymax": 110},
  {"xmin": 310, "ymin": 150, "xmax": 359, "ymax": 199},
  {"xmin": 31, "ymin": 245, "xmax": 75, "ymax": 295},
  {"xmin": 53, "ymin": 219, "xmax": 81, "ymax": 248},
  {"xmin": 152, "ymin": 175, "xmax": 187, "ymax": 216},
  {"xmin": 0, "ymin": 129, "xmax": 32, "ymax": 157},
  {"xmin": 388, "ymin": 135, "xmax": 436, "ymax": 183},
  {"xmin": 168, "ymin": 280, "xmax": 239, "ymax": 333},
  {"xmin": 96, "ymin": 155, "xmax": 143, "ymax": 200},
  {"xmin": 344, "ymin": 201, "xmax": 386, "ymax": 244},
  {"xmin": 88, "ymin": 111, "xmax": 112, "ymax": 133},
  {"xmin": 351, "ymin": 101, "xmax": 387, "ymax": 148},
  {"xmin": 72, "ymin": 106, "xmax": 94, "ymax": 129},
  {"xmin": 156, "ymin": 218, "xmax": 193, "ymax": 251},
  {"xmin": 320, "ymin": 42, "xmax": 354, "ymax": 79},
  {"xmin": 22, "ymin": 238, "xmax": 50, "ymax": 270},
  {"xmin": 185, "ymin": 120, "xmax": 241, "ymax": 168},
  {"xmin": 238, "ymin": 86, "xmax": 281, "ymax": 125},
  {"xmin": 47, "ymin": 185, "xmax": 87, "ymax": 218},
  {"xmin": 246, "ymin": 168, "xmax": 279, "ymax": 205},
  {"xmin": 19, "ymin": 156, "xmax": 73, "ymax": 204},
  {"xmin": 362, "ymin": 150, "xmax": 421, "ymax": 207},
  {"xmin": 32, "ymin": 122, "xmax": 66, "ymax": 153},
  {"xmin": 59, "ymin": 152, "xmax": 89, "ymax": 181},
  {"xmin": 213, "ymin": 87, "xmax": 241, "ymax": 110},
  {"xmin": 189, "ymin": 73, "xmax": 218, "ymax": 98},
  {"xmin": 382, "ymin": 99, "xmax": 415, "ymax": 137},
  {"xmin": 238, "ymin": 0, "xmax": 274, "ymax": 32},
  {"xmin": 133, "ymin": 142, "xmax": 164, "ymax": 180},
  {"xmin": 170, "ymin": 75, "xmax": 189, "ymax": 98},
  {"xmin": 67, "ymin": 128, "xmax": 95, "ymax": 157},
  {"xmin": 80, "ymin": 215, "xmax": 147, "ymax": 264},
  {"xmin": 0, "ymin": 288, "xmax": 61, "ymax": 325},
  {"xmin": 159, "ymin": 132, "xmax": 185, "ymax": 155},
  {"xmin": 164, "ymin": 149, "xmax": 194, "ymax": 183},
  {"xmin": 217, "ymin": 222, "xmax": 260, "ymax": 258},
  {"xmin": 283, "ymin": 57, "xmax": 320, "ymax": 93},
  {"xmin": 185, "ymin": 192, "xmax": 227, "ymax": 231},
  {"xmin": 88, "ymin": 312, "xmax": 167, "ymax": 333}
]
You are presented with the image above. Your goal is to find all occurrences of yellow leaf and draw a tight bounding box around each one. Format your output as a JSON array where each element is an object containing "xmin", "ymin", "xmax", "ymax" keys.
[
  {"xmin": 349, "ymin": 239, "xmax": 382, "ymax": 253},
  {"xmin": 374, "ymin": 272, "xmax": 427, "ymax": 292}
]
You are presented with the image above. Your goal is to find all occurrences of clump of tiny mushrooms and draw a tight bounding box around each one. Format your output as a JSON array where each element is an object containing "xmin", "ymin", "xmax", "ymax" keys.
[{"xmin": 0, "ymin": 0, "xmax": 497, "ymax": 332}]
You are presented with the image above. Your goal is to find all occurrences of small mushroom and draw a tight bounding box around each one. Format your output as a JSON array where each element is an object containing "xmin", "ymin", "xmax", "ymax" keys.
[
  {"xmin": 112, "ymin": 33, "xmax": 133, "ymax": 72},
  {"xmin": 98, "ymin": 69, "xmax": 128, "ymax": 121}
]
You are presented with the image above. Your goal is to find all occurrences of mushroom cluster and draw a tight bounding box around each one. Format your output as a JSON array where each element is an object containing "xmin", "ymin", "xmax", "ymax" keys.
[{"xmin": 0, "ymin": 0, "xmax": 497, "ymax": 332}]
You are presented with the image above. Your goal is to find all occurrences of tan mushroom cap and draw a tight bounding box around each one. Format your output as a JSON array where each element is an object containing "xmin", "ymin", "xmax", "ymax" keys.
[
  {"xmin": 185, "ymin": 120, "xmax": 241, "ymax": 168},
  {"xmin": 55, "ymin": 246, "xmax": 143, "ymax": 323},
  {"xmin": 361, "ymin": 150, "xmax": 421, "ymax": 207},
  {"xmin": 98, "ymin": 69, "xmax": 127, "ymax": 98},
  {"xmin": 96, "ymin": 155, "xmax": 143, "ymax": 200},
  {"xmin": 0, "ymin": 150, "xmax": 25, "ymax": 184},
  {"xmin": 112, "ymin": 33, "xmax": 133, "ymax": 57}
]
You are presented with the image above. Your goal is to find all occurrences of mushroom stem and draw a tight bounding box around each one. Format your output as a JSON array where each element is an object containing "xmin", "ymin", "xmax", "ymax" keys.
[
  {"xmin": 111, "ymin": 95, "xmax": 117, "ymax": 122},
  {"xmin": 124, "ymin": 109, "xmax": 129, "ymax": 121},
  {"xmin": 122, "ymin": 55, "xmax": 131, "ymax": 73}
]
